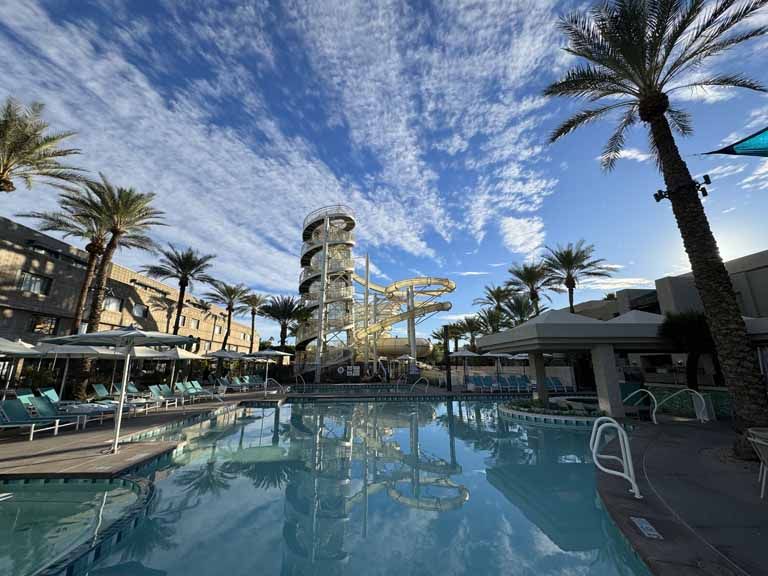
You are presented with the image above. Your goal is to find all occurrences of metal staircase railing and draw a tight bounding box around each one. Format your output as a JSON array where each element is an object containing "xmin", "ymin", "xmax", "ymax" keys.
[
  {"xmin": 622, "ymin": 389, "xmax": 659, "ymax": 424},
  {"xmin": 589, "ymin": 417, "xmax": 642, "ymax": 499},
  {"xmin": 654, "ymin": 388, "xmax": 709, "ymax": 423}
]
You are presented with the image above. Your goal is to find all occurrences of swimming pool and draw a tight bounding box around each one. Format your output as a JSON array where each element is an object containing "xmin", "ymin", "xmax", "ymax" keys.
[{"xmin": 20, "ymin": 401, "xmax": 649, "ymax": 575}]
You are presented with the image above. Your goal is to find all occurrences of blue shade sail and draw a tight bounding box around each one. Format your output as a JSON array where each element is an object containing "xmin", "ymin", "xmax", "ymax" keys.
[{"xmin": 708, "ymin": 125, "xmax": 768, "ymax": 157}]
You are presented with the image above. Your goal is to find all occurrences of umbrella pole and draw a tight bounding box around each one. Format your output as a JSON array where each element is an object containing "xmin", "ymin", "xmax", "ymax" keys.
[
  {"xmin": 264, "ymin": 361, "xmax": 269, "ymax": 397},
  {"xmin": 170, "ymin": 361, "xmax": 177, "ymax": 386},
  {"xmin": 2, "ymin": 362, "xmax": 16, "ymax": 401},
  {"xmin": 59, "ymin": 357, "xmax": 70, "ymax": 399},
  {"xmin": 111, "ymin": 350, "xmax": 132, "ymax": 454},
  {"xmin": 109, "ymin": 359, "xmax": 117, "ymax": 394}
]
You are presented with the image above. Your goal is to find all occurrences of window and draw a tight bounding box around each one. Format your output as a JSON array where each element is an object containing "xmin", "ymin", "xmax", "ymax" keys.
[
  {"xmin": 241, "ymin": 333, "xmax": 248, "ymax": 340},
  {"xmin": 179, "ymin": 315, "xmax": 186, "ymax": 327},
  {"xmin": 104, "ymin": 296, "xmax": 123, "ymax": 312},
  {"xmin": 27, "ymin": 315, "xmax": 58, "ymax": 335},
  {"xmin": 19, "ymin": 271, "xmax": 52, "ymax": 295},
  {"xmin": 189, "ymin": 318, "xmax": 200, "ymax": 330},
  {"xmin": 215, "ymin": 325, "xmax": 222, "ymax": 335},
  {"xmin": 132, "ymin": 304, "xmax": 148, "ymax": 318}
]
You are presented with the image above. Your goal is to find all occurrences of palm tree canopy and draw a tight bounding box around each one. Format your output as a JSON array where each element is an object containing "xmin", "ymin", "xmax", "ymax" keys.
[
  {"xmin": 472, "ymin": 284, "xmax": 513, "ymax": 309},
  {"xmin": 476, "ymin": 307, "xmax": 508, "ymax": 334},
  {"xmin": 507, "ymin": 262, "xmax": 557, "ymax": 298},
  {"xmin": 63, "ymin": 174, "xmax": 165, "ymax": 251},
  {"xmin": 203, "ymin": 281, "xmax": 251, "ymax": 314},
  {"xmin": 242, "ymin": 293, "xmax": 268, "ymax": 314},
  {"xmin": 545, "ymin": 0, "xmax": 768, "ymax": 169},
  {"xmin": 259, "ymin": 296, "xmax": 306, "ymax": 326},
  {"xmin": 503, "ymin": 294, "xmax": 538, "ymax": 326},
  {"xmin": 542, "ymin": 240, "xmax": 612, "ymax": 288},
  {"xmin": 0, "ymin": 97, "xmax": 84, "ymax": 193},
  {"xmin": 142, "ymin": 244, "xmax": 216, "ymax": 288},
  {"xmin": 659, "ymin": 310, "xmax": 715, "ymax": 352},
  {"xmin": 17, "ymin": 201, "xmax": 108, "ymax": 251}
]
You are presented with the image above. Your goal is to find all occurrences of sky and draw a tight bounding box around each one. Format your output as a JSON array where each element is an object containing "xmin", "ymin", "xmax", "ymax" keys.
[{"xmin": 1, "ymin": 0, "xmax": 767, "ymax": 342}]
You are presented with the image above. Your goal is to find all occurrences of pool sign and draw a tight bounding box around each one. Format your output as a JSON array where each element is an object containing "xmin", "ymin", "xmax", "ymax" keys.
[{"xmin": 630, "ymin": 517, "xmax": 663, "ymax": 540}]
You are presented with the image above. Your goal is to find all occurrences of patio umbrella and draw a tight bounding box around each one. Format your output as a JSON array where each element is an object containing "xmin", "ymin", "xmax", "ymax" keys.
[
  {"xmin": 246, "ymin": 350, "xmax": 292, "ymax": 389},
  {"xmin": 206, "ymin": 349, "xmax": 243, "ymax": 359},
  {"xmin": 41, "ymin": 326, "xmax": 196, "ymax": 453},
  {"xmin": 483, "ymin": 352, "xmax": 514, "ymax": 382},
  {"xmin": 163, "ymin": 347, "xmax": 203, "ymax": 385},
  {"xmin": 34, "ymin": 343, "xmax": 113, "ymax": 399},
  {"xmin": 450, "ymin": 349, "xmax": 479, "ymax": 387},
  {"xmin": 1, "ymin": 338, "xmax": 42, "ymax": 400}
]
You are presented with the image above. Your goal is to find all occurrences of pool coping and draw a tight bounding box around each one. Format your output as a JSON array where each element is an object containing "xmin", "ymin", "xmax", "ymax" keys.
[
  {"xmin": 498, "ymin": 404, "xmax": 598, "ymax": 428},
  {"xmin": 0, "ymin": 476, "xmax": 156, "ymax": 576}
]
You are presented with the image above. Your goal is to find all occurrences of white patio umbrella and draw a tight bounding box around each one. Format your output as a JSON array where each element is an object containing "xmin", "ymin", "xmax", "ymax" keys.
[
  {"xmin": 450, "ymin": 349, "xmax": 479, "ymax": 387},
  {"xmin": 41, "ymin": 326, "xmax": 196, "ymax": 453},
  {"xmin": 1, "ymin": 338, "xmax": 42, "ymax": 400},
  {"xmin": 206, "ymin": 349, "xmax": 243, "ymax": 359},
  {"xmin": 163, "ymin": 347, "xmax": 203, "ymax": 385},
  {"xmin": 483, "ymin": 352, "xmax": 515, "ymax": 382}
]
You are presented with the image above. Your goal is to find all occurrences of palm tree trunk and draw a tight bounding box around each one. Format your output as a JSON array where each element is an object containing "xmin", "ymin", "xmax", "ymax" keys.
[
  {"xmin": 531, "ymin": 292, "xmax": 540, "ymax": 316},
  {"xmin": 71, "ymin": 247, "xmax": 99, "ymax": 334},
  {"xmin": 249, "ymin": 311, "xmax": 256, "ymax": 354},
  {"xmin": 86, "ymin": 235, "xmax": 119, "ymax": 333},
  {"xmin": 222, "ymin": 309, "xmax": 232, "ymax": 349},
  {"xmin": 568, "ymin": 288, "xmax": 575, "ymax": 313},
  {"xmin": 165, "ymin": 314, "xmax": 171, "ymax": 333},
  {"xmin": 173, "ymin": 280, "xmax": 187, "ymax": 335},
  {"xmin": 649, "ymin": 115, "xmax": 768, "ymax": 433}
]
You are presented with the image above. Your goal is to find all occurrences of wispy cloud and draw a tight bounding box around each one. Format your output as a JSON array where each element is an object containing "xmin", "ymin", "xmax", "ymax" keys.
[
  {"xmin": 580, "ymin": 277, "xmax": 654, "ymax": 290},
  {"xmin": 453, "ymin": 271, "xmax": 489, "ymax": 277},
  {"xmin": 499, "ymin": 216, "xmax": 545, "ymax": 259},
  {"xmin": 596, "ymin": 148, "xmax": 651, "ymax": 163}
]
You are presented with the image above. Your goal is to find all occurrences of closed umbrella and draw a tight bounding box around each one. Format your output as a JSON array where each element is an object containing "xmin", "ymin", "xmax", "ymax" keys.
[
  {"xmin": 41, "ymin": 327, "xmax": 196, "ymax": 453},
  {"xmin": 483, "ymin": 352, "xmax": 514, "ymax": 383},
  {"xmin": 246, "ymin": 350, "xmax": 292, "ymax": 393}
]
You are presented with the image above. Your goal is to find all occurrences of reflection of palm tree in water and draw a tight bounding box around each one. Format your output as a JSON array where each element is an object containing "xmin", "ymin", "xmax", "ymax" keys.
[
  {"xmin": 174, "ymin": 443, "xmax": 235, "ymax": 500},
  {"xmin": 119, "ymin": 494, "xmax": 195, "ymax": 562}
]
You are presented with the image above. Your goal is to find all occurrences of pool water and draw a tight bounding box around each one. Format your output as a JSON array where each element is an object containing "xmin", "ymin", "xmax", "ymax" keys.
[
  {"xmin": 97, "ymin": 401, "xmax": 648, "ymax": 575},
  {"xmin": 0, "ymin": 480, "xmax": 138, "ymax": 576}
]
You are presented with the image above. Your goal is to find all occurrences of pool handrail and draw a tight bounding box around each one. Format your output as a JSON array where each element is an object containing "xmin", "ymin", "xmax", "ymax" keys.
[
  {"xmin": 653, "ymin": 388, "xmax": 709, "ymax": 423},
  {"xmin": 590, "ymin": 416, "xmax": 642, "ymax": 499},
  {"xmin": 622, "ymin": 388, "xmax": 659, "ymax": 424}
]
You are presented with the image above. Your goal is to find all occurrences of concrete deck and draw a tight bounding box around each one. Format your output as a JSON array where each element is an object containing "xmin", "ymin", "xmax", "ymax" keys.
[
  {"xmin": 598, "ymin": 421, "xmax": 766, "ymax": 576},
  {"xmin": 0, "ymin": 392, "xmax": 282, "ymax": 479}
]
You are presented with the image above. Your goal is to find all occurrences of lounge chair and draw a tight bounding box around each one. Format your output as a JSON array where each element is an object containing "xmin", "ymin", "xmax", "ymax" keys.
[
  {"xmin": 29, "ymin": 396, "xmax": 114, "ymax": 428},
  {"xmin": 0, "ymin": 399, "xmax": 79, "ymax": 440},
  {"xmin": 148, "ymin": 385, "xmax": 180, "ymax": 409},
  {"xmin": 482, "ymin": 376, "xmax": 496, "ymax": 393},
  {"xmin": 518, "ymin": 375, "xmax": 532, "ymax": 392},
  {"xmin": 91, "ymin": 383, "xmax": 158, "ymax": 415},
  {"xmin": 187, "ymin": 381, "xmax": 223, "ymax": 401},
  {"xmin": 39, "ymin": 388, "xmax": 116, "ymax": 417}
]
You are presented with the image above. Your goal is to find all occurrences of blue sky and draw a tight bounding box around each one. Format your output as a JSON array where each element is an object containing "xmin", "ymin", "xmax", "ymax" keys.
[{"xmin": 1, "ymin": 0, "xmax": 767, "ymax": 342}]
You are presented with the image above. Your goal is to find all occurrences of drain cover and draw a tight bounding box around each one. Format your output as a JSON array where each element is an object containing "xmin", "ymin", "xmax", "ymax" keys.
[{"xmin": 630, "ymin": 516, "xmax": 663, "ymax": 540}]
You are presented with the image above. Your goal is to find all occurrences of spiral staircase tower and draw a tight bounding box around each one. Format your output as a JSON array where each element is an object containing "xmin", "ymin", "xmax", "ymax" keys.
[{"xmin": 296, "ymin": 205, "xmax": 357, "ymax": 379}]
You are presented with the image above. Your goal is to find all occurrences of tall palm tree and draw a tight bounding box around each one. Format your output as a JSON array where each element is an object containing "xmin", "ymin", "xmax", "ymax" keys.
[
  {"xmin": 542, "ymin": 240, "xmax": 612, "ymax": 313},
  {"xmin": 71, "ymin": 176, "xmax": 164, "ymax": 333},
  {"xmin": 259, "ymin": 296, "xmax": 306, "ymax": 349},
  {"xmin": 503, "ymin": 294, "xmax": 537, "ymax": 327},
  {"xmin": 446, "ymin": 323, "xmax": 464, "ymax": 352},
  {"xmin": 477, "ymin": 307, "xmax": 507, "ymax": 334},
  {"xmin": 0, "ymin": 97, "xmax": 84, "ymax": 194},
  {"xmin": 142, "ymin": 245, "xmax": 216, "ymax": 335},
  {"xmin": 18, "ymin": 192, "xmax": 108, "ymax": 334},
  {"xmin": 242, "ymin": 293, "xmax": 268, "ymax": 354},
  {"xmin": 506, "ymin": 262, "xmax": 555, "ymax": 316},
  {"xmin": 456, "ymin": 316, "xmax": 483, "ymax": 351},
  {"xmin": 472, "ymin": 284, "xmax": 512, "ymax": 311},
  {"xmin": 203, "ymin": 281, "xmax": 250, "ymax": 350},
  {"xmin": 545, "ymin": 0, "xmax": 768, "ymax": 434},
  {"xmin": 149, "ymin": 295, "xmax": 177, "ymax": 333}
]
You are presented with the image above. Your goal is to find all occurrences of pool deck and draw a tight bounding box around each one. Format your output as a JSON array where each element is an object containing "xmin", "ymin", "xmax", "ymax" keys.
[
  {"xmin": 598, "ymin": 420, "xmax": 767, "ymax": 576},
  {"xmin": 0, "ymin": 392, "xmax": 283, "ymax": 480}
]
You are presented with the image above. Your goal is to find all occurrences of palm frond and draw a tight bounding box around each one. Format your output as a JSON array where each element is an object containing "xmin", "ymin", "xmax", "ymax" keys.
[
  {"xmin": 666, "ymin": 106, "xmax": 693, "ymax": 136},
  {"xmin": 600, "ymin": 106, "xmax": 639, "ymax": 170},
  {"xmin": 549, "ymin": 102, "xmax": 633, "ymax": 143}
]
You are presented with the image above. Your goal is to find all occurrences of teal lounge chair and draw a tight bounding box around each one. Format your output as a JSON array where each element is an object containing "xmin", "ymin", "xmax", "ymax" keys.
[
  {"xmin": 482, "ymin": 376, "xmax": 496, "ymax": 393},
  {"xmin": 0, "ymin": 399, "xmax": 79, "ymax": 440},
  {"xmin": 148, "ymin": 385, "xmax": 179, "ymax": 409},
  {"xmin": 91, "ymin": 383, "xmax": 158, "ymax": 414},
  {"xmin": 187, "ymin": 381, "xmax": 223, "ymax": 401},
  {"xmin": 29, "ymin": 396, "xmax": 112, "ymax": 428}
]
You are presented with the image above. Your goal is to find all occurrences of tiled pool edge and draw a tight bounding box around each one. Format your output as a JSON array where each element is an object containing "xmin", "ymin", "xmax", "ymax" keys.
[
  {"xmin": 10, "ymin": 477, "xmax": 156, "ymax": 576},
  {"xmin": 498, "ymin": 404, "xmax": 598, "ymax": 428}
]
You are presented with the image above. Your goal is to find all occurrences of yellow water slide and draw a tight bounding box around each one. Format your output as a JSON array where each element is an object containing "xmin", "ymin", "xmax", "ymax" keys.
[{"xmin": 351, "ymin": 273, "xmax": 455, "ymax": 344}]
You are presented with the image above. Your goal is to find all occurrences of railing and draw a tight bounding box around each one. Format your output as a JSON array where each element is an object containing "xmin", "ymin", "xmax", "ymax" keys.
[
  {"xmin": 590, "ymin": 417, "xmax": 642, "ymax": 499},
  {"xmin": 303, "ymin": 205, "xmax": 355, "ymax": 229},
  {"xmin": 301, "ymin": 230, "xmax": 355, "ymax": 255},
  {"xmin": 654, "ymin": 388, "xmax": 709, "ymax": 423},
  {"xmin": 623, "ymin": 389, "xmax": 659, "ymax": 424},
  {"xmin": 299, "ymin": 260, "xmax": 355, "ymax": 285},
  {"xmin": 302, "ymin": 286, "xmax": 355, "ymax": 304}
]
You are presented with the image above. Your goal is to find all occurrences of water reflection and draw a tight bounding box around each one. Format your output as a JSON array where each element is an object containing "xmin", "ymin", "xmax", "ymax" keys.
[{"xmin": 89, "ymin": 401, "xmax": 648, "ymax": 576}]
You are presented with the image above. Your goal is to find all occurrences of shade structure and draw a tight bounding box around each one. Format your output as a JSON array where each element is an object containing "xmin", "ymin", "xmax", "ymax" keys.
[
  {"xmin": 450, "ymin": 349, "xmax": 478, "ymax": 387},
  {"xmin": 707, "ymin": 125, "xmax": 768, "ymax": 157},
  {"xmin": 247, "ymin": 349, "xmax": 292, "ymax": 358},
  {"xmin": 484, "ymin": 352, "xmax": 514, "ymax": 382},
  {"xmin": 41, "ymin": 326, "xmax": 196, "ymax": 453},
  {"xmin": 34, "ymin": 343, "xmax": 117, "ymax": 399},
  {"xmin": 0, "ymin": 337, "xmax": 42, "ymax": 357},
  {"xmin": 163, "ymin": 347, "xmax": 203, "ymax": 386},
  {"xmin": 206, "ymin": 349, "xmax": 243, "ymax": 360}
]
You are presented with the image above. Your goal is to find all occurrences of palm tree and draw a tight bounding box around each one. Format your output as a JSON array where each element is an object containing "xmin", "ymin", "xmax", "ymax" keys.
[
  {"xmin": 203, "ymin": 281, "xmax": 250, "ymax": 349},
  {"xmin": 503, "ymin": 294, "xmax": 537, "ymax": 327},
  {"xmin": 456, "ymin": 316, "xmax": 483, "ymax": 351},
  {"xmin": 542, "ymin": 240, "xmax": 612, "ymax": 313},
  {"xmin": 546, "ymin": 0, "xmax": 768, "ymax": 434},
  {"xmin": 259, "ymin": 296, "xmax": 306, "ymax": 349},
  {"xmin": 61, "ymin": 176, "xmax": 164, "ymax": 333},
  {"xmin": 472, "ymin": 284, "xmax": 512, "ymax": 311},
  {"xmin": 506, "ymin": 262, "xmax": 554, "ymax": 316},
  {"xmin": 477, "ymin": 307, "xmax": 507, "ymax": 334},
  {"xmin": 659, "ymin": 311, "xmax": 719, "ymax": 391},
  {"xmin": 242, "ymin": 293, "xmax": 268, "ymax": 354},
  {"xmin": 149, "ymin": 295, "xmax": 177, "ymax": 333},
  {"xmin": 142, "ymin": 245, "xmax": 216, "ymax": 335},
  {"xmin": 0, "ymin": 97, "xmax": 84, "ymax": 194},
  {"xmin": 18, "ymin": 193, "xmax": 108, "ymax": 334}
]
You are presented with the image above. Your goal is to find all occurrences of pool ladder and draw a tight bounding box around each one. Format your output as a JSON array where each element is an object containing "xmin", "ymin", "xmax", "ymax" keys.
[{"xmin": 590, "ymin": 417, "xmax": 642, "ymax": 499}]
